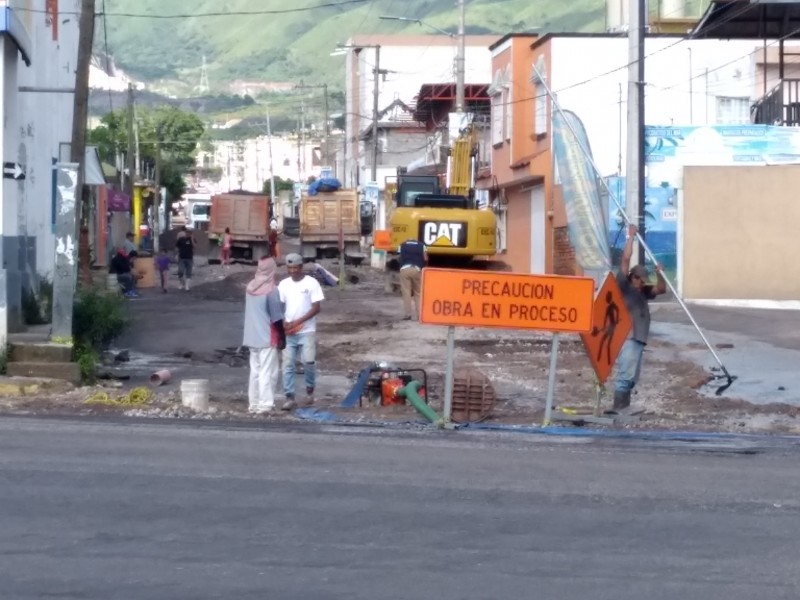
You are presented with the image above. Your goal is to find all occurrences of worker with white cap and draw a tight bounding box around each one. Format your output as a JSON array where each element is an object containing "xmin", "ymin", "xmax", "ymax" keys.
[{"xmin": 278, "ymin": 253, "xmax": 325, "ymax": 410}]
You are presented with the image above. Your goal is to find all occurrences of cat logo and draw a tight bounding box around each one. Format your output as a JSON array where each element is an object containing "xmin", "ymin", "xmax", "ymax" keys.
[{"xmin": 419, "ymin": 221, "xmax": 467, "ymax": 248}]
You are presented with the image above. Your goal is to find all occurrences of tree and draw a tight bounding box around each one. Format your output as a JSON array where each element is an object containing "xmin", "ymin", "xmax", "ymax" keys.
[
  {"xmin": 88, "ymin": 110, "xmax": 127, "ymax": 165},
  {"xmin": 88, "ymin": 106, "xmax": 205, "ymax": 200},
  {"xmin": 262, "ymin": 176, "xmax": 295, "ymax": 196}
]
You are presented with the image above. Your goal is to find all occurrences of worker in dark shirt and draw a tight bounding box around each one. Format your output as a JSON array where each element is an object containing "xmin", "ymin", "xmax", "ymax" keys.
[
  {"xmin": 110, "ymin": 248, "xmax": 137, "ymax": 297},
  {"xmin": 612, "ymin": 224, "xmax": 667, "ymax": 413},
  {"xmin": 175, "ymin": 226, "xmax": 196, "ymax": 291},
  {"xmin": 398, "ymin": 238, "xmax": 427, "ymax": 320}
]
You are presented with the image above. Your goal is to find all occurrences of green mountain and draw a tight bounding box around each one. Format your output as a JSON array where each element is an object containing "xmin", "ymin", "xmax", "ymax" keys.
[{"xmin": 102, "ymin": 0, "xmax": 605, "ymax": 94}]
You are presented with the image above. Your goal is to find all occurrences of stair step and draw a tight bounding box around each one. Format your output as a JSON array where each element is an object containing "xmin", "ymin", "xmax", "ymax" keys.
[
  {"xmin": 9, "ymin": 343, "xmax": 72, "ymax": 364},
  {"xmin": 6, "ymin": 362, "xmax": 82, "ymax": 385}
]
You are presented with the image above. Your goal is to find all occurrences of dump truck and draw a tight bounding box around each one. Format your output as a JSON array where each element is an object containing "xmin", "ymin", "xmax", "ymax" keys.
[
  {"xmin": 208, "ymin": 191, "xmax": 271, "ymax": 263},
  {"xmin": 299, "ymin": 189, "xmax": 362, "ymax": 261}
]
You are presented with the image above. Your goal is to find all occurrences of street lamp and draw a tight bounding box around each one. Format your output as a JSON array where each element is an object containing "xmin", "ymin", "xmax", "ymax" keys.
[{"xmin": 380, "ymin": 2, "xmax": 465, "ymax": 112}]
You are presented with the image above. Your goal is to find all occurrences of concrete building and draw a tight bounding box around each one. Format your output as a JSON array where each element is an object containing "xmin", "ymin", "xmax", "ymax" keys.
[
  {"xmin": 1, "ymin": 0, "xmax": 83, "ymax": 340},
  {"xmin": 196, "ymin": 136, "xmax": 323, "ymax": 194},
  {"xmin": 336, "ymin": 34, "xmax": 498, "ymax": 190}
]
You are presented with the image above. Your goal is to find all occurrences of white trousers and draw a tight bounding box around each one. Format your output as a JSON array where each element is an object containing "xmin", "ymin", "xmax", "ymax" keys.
[{"xmin": 248, "ymin": 347, "xmax": 279, "ymax": 411}]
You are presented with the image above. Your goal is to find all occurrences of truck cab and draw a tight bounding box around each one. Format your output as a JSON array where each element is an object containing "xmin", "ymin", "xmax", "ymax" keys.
[{"xmin": 189, "ymin": 201, "xmax": 211, "ymax": 231}]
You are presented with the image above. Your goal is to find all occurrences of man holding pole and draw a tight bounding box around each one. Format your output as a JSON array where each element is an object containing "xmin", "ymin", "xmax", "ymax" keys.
[{"xmin": 612, "ymin": 224, "xmax": 666, "ymax": 413}]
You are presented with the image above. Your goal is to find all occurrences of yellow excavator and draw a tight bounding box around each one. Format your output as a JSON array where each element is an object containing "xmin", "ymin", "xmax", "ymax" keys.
[{"xmin": 389, "ymin": 125, "xmax": 496, "ymax": 262}]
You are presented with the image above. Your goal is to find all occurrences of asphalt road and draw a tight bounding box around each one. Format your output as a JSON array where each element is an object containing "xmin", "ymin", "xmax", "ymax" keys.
[{"xmin": 2, "ymin": 417, "xmax": 799, "ymax": 600}]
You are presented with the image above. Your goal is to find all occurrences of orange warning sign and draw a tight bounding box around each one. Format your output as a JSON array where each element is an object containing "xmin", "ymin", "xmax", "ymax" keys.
[
  {"xmin": 580, "ymin": 272, "xmax": 632, "ymax": 384},
  {"xmin": 420, "ymin": 268, "xmax": 594, "ymax": 333},
  {"xmin": 373, "ymin": 230, "xmax": 393, "ymax": 250}
]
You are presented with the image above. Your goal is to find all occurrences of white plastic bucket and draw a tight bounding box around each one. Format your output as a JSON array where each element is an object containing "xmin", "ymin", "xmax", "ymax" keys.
[{"xmin": 181, "ymin": 379, "xmax": 209, "ymax": 411}]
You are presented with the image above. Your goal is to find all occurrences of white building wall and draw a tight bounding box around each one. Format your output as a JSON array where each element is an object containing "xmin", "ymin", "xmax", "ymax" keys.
[
  {"xmin": 16, "ymin": 0, "xmax": 79, "ymax": 280},
  {"xmin": 549, "ymin": 36, "xmax": 758, "ymax": 178},
  {"xmin": 198, "ymin": 137, "xmax": 319, "ymax": 194}
]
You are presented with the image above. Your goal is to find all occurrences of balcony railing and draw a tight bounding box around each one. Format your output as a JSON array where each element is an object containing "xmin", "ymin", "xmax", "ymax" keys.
[{"xmin": 752, "ymin": 79, "xmax": 800, "ymax": 126}]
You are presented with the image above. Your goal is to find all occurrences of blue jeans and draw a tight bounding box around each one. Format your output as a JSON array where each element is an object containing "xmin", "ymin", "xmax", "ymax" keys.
[
  {"xmin": 614, "ymin": 338, "xmax": 645, "ymax": 393},
  {"xmin": 282, "ymin": 332, "xmax": 316, "ymax": 397}
]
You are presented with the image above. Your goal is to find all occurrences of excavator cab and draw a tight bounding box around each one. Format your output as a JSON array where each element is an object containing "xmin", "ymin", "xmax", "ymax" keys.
[{"xmin": 389, "ymin": 125, "xmax": 496, "ymax": 259}]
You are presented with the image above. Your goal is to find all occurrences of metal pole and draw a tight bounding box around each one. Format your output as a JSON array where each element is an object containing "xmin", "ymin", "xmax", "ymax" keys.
[
  {"xmin": 301, "ymin": 100, "xmax": 306, "ymax": 178},
  {"xmin": 688, "ymin": 47, "xmax": 693, "ymax": 123},
  {"xmin": 126, "ymin": 83, "xmax": 135, "ymax": 198},
  {"xmin": 371, "ymin": 45, "xmax": 381, "ymax": 183},
  {"xmin": 297, "ymin": 115, "xmax": 302, "ymax": 182},
  {"xmin": 456, "ymin": 0, "xmax": 466, "ymax": 112},
  {"xmin": 323, "ymin": 83, "xmax": 330, "ymax": 169},
  {"xmin": 618, "ymin": 82, "xmax": 623, "ymax": 175},
  {"xmin": 338, "ymin": 208, "xmax": 346, "ymax": 289},
  {"xmin": 266, "ymin": 107, "xmax": 276, "ymax": 205},
  {"xmin": 543, "ymin": 333, "xmax": 560, "ymax": 426},
  {"xmin": 154, "ymin": 144, "xmax": 160, "ymax": 252},
  {"xmin": 443, "ymin": 326, "xmax": 456, "ymax": 423},
  {"xmin": 636, "ymin": 0, "xmax": 646, "ymax": 267},
  {"xmin": 626, "ymin": 0, "xmax": 646, "ymax": 267}
]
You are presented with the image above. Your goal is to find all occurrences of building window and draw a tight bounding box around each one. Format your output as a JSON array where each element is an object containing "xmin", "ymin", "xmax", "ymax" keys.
[
  {"xmin": 716, "ymin": 97, "xmax": 751, "ymax": 125},
  {"xmin": 491, "ymin": 94, "xmax": 503, "ymax": 146},
  {"xmin": 531, "ymin": 56, "xmax": 548, "ymax": 136}
]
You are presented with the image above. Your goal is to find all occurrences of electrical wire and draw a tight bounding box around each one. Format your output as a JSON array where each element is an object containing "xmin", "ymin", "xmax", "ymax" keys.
[{"xmin": 16, "ymin": 0, "xmax": 372, "ymax": 18}]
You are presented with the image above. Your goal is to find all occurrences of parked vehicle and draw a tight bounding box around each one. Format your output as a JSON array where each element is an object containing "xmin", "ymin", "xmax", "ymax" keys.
[
  {"xmin": 183, "ymin": 193, "xmax": 212, "ymax": 231},
  {"xmin": 299, "ymin": 189, "xmax": 362, "ymax": 261},
  {"xmin": 208, "ymin": 192, "xmax": 271, "ymax": 263},
  {"xmin": 189, "ymin": 201, "xmax": 211, "ymax": 230}
]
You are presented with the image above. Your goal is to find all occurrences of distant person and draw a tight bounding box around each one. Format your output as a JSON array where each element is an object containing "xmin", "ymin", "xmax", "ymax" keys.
[
  {"xmin": 221, "ymin": 227, "xmax": 233, "ymax": 266},
  {"xmin": 612, "ymin": 224, "xmax": 667, "ymax": 414},
  {"xmin": 123, "ymin": 232, "xmax": 138, "ymax": 258},
  {"xmin": 268, "ymin": 219, "xmax": 279, "ymax": 259},
  {"xmin": 398, "ymin": 238, "xmax": 427, "ymax": 320},
  {"xmin": 279, "ymin": 253, "xmax": 324, "ymax": 411},
  {"xmin": 155, "ymin": 248, "xmax": 170, "ymax": 294},
  {"xmin": 175, "ymin": 226, "xmax": 196, "ymax": 291},
  {"xmin": 110, "ymin": 248, "xmax": 138, "ymax": 298},
  {"xmin": 243, "ymin": 257, "xmax": 286, "ymax": 414}
]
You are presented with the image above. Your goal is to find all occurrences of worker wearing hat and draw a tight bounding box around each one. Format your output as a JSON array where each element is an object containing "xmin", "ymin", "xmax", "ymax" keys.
[
  {"xmin": 278, "ymin": 253, "xmax": 325, "ymax": 410},
  {"xmin": 613, "ymin": 224, "xmax": 667, "ymax": 414}
]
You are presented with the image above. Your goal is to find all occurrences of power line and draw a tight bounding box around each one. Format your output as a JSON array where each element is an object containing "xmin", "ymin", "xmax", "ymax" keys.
[{"xmin": 106, "ymin": 0, "xmax": 371, "ymax": 18}]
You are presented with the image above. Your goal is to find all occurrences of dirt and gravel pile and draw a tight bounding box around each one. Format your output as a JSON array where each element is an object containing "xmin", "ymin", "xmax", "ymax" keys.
[{"xmin": 2, "ymin": 259, "xmax": 799, "ymax": 435}]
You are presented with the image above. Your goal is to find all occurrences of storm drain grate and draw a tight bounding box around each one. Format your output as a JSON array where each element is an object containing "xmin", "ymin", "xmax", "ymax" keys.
[{"xmin": 451, "ymin": 369, "xmax": 496, "ymax": 423}]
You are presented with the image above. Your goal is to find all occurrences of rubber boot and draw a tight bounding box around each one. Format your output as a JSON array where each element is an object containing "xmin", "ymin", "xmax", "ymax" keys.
[{"xmin": 612, "ymin": 390, "xmax": 631, "ymax": 412}]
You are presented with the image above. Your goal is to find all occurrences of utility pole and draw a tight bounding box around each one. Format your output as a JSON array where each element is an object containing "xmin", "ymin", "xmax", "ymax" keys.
[
  {"xmin": 323, "ymin": 83, "xmax": 330, "ymax": 169},
  {"xmin": 371, "ymin": 45, "xmax": 381, "ymax": 183},
  {"xmin": 297, "ymin": 115, "xmax": 302, "ymax": 182},
  {"xmin": 53, "ymin": 0, "xmax": 94, "ymax": 340},
  {"xmin": 125, "ymin": 83, "xmax": 135, "ymax": 198},
  {"xmin": 266, "ymin": 106, "xmax": 276, "ymax": 213},
  {"xmin": 154, "ymin": 137, "xmax": 161, "ymax": 252},
  {"xmin": 625, "ymin": 0, "xmax": 646, "ymax": 266},
  {"xmin": 456, "ymin": 0, "xmax": 466, "ymax": 113},
  {"xmin": 301, "ymin": 100, "xmax": 306, "ymax": 178}
]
